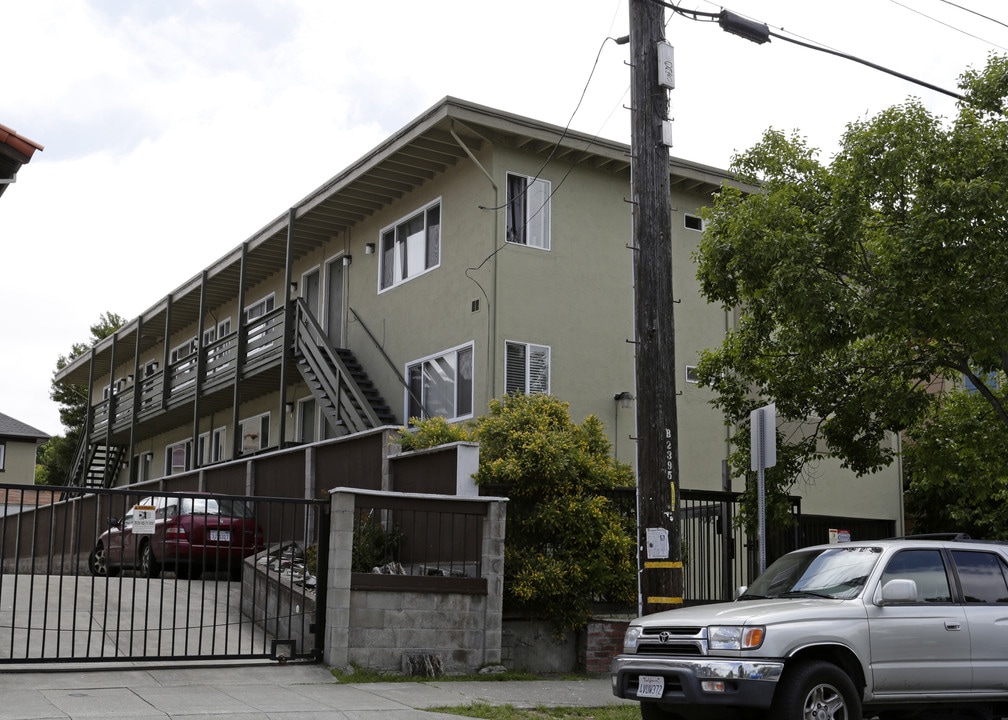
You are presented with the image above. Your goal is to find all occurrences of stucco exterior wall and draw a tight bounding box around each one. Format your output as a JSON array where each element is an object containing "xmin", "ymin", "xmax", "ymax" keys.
[{"xmin": 1, "ymin": 438, "xmax": 40, "ymax": 485}]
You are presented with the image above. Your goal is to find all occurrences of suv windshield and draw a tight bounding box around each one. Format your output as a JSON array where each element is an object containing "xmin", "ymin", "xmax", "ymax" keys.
[{"xmin": 741, "ymin": 546, "xmax": 882, "ymax": 600}]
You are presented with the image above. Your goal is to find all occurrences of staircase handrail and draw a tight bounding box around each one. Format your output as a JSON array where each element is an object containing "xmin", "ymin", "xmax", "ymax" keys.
[
  {"xmin": 67, "ymin": 428, "xmax": 89, "ymax": 486},
  {"xmin": 292, "ymin": 298, "xmax": 382, "ymax": 429},
  {"xmin": 347, "ymin": 306, "xmax": 430, "ymax": 420}
]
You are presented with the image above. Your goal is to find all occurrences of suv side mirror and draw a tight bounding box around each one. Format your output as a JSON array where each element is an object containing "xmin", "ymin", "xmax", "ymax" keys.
[
  {"xmin": 736, "ymin": 585, "xmax": 748, "ymax": 599},
  {"xmin": 880, "ymin": 578, "xmax": 918, "ymax": 605}
]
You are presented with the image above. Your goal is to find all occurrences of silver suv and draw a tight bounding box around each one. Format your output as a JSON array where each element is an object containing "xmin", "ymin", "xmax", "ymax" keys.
[{"xmin": 611, "ymin": 536, "xmax": 1008, "ymax": 720}]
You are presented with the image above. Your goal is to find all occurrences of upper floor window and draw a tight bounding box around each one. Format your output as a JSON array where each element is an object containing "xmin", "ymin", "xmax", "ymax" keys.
[
  {"xmin": 165, "ymin": 440, "xmax": 190, "ymax": 476},
  {"xmin": 198, "ymin": 427, "xmax": 227, "ymax": 465},
  {"xmin": 379, "ymin": 200, "xmax": 441, "ymax": 291},
  {"xmin": 506, "ymin": 173, "xmax": 551, "ymax": 250},
  {"xmin": 505, "ymin": 341, "xmax": 550, "ymax": 395},
  {"xmin": 240, "ymin": 413, "xmax": 270, "ymax": 454},
  {"xmin": 0, "ymin": 441, "xmax": 5, "ymax": 471},
  {"xmin": 406, "ymin": 344, "xmax": 473, "ymax": 421},
  {"xmin": 245, "ymin": 295, "xmax": 275, "ymax": 325}
]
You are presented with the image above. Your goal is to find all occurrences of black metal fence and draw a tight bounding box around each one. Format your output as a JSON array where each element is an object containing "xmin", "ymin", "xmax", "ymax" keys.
[
  {"xmin": 349, "ymin": 492, "xmax": 489, "ymax": 595},
  {"xmin": 0, "ymin": 483, "xmax": 326, "ymax": 664}
]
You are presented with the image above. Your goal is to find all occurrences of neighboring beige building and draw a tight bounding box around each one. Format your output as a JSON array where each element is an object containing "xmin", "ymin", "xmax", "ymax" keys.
[
  {"xmin": 0, "ymin": 411, "xmax": 48, "ymax": 486},
  {"xmin": 53, "ymin": 97, "xmax": 903, "ymax": 536}
]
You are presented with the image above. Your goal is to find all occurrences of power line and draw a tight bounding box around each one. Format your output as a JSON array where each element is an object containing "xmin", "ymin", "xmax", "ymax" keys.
[
  {"xmin": 939, "ymin": 0, "xmax": 1008, "ymax": 31},
  {"xmin": 888, "ymin": 0, "xmax": 1008, "ymax": 52},
  {"xmin": 767, "ymin": 30, "xmax": 967, "ymax": 102},
  {"xmin": 647, "ymin": 0, "xmax": 967, "ymax": 102}
]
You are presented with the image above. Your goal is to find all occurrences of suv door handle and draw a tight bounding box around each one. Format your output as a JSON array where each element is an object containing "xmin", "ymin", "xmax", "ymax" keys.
[{"xmin": 945, "ymin": 621, "xmax": 962, "ymax": 631}]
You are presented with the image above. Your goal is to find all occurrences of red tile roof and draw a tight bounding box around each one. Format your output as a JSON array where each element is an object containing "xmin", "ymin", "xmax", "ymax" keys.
[{"xmin": 0, "ymin": 123, "xmax": 44, "ymax": 161}]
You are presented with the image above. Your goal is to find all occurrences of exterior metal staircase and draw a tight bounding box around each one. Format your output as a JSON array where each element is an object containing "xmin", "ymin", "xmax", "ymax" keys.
[
  {"xmin": 67, "ymin": 433, "xmax": 127, "ymax": 488},
  {"xmin": 291, "ymin": 298, "xmax": 397, "ymax": 435}
]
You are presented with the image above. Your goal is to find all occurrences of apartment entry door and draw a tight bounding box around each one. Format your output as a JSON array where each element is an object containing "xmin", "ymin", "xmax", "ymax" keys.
[{"xmin": 325, "ymin": 255, "xmax": 345, "ymax": 348}]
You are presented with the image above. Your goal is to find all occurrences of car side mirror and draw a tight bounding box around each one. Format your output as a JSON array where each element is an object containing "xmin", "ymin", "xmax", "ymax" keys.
[
  {"xmin": 736, "ymin": 585, "xmax": 748, "ymax": 599},
  {"xmin": 109, "ymin": 517, "xmax": 121, "ymax": 529},
  {"xmin": 880, "ymin": 578, "xmax": 917, "ymax": 605}
]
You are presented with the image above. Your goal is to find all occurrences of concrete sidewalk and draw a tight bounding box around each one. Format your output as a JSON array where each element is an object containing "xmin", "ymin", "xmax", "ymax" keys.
[{"xmin": 0, "ymin": 662, "xmax": 632, "ymax": 719}]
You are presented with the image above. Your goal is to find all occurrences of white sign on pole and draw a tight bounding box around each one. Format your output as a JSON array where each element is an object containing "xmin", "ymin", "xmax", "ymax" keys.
[{"xmin": 750, "ymin": 403, "xmax": 776, "ymax": 471}]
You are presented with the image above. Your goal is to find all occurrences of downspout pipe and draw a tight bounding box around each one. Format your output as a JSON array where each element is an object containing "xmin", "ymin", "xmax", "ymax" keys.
[{"xmin": 450, "ymin": 122, "xmax": 499, "ymax": 402}]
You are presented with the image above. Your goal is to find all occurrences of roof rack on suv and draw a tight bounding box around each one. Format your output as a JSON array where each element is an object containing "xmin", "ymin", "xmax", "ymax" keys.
[{"xmin": 893, "ymin": 533, "xmax": 973, "ymax": 541}]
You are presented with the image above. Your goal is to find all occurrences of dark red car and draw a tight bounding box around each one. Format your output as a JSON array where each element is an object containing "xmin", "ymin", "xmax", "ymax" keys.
[{"xmin": 88, "ymin": 494, "xmax": 264, "ymax": 580}]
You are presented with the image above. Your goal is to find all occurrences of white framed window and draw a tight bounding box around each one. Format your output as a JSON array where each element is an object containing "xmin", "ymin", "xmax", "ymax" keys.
[
  {"xmin": 204, "ymin": 317, "xmax": 233, "ymax": 373},
  {"xmin": 170, "ymin": 337, "xmax": 197, "ymax": 364},
  {"xmin": 379, "ymin": 200, "xmax": 441, "ymax": 291},
  {"xmin": 198, "ymin": 426, "xmax": 227, "ymax": 464},
  {"xmin": 406, "ymin": 343, "xmax": 474, "ymax": 421},
  {"xmin": 212, "ymin": 427, "xmax": 226, "ymax": 462},
  {"xmin": 245, "ymin": 295, "xmax": 276, "ymax": 355},
  {"xmin": 240, "ymin": 413, "xmax": 270, "ymax": 454},
  {"xmin": 685, "ymin": 365, "xmax": 699, "ymax": 384},
  {"xmin": 143, "ymin": 360, "xmax": 159, "ymax": 378},
  {"xmin": 684, "ymin": 213, "xmax": 704, "ymax": 232},
  {"xmin": 506, "ymin": 173, "xmax": 551, "ymax": 250},
  {"xmin": 165, "ymin": 440, "xmax": 190, "ymax": 476},
  {"xmin": 505, "ymin": 341, "xmax": 550, "ymax": 395},
  {"xmin": 0, "ymin": 441, "xmax": 5, "ymax": 471}
]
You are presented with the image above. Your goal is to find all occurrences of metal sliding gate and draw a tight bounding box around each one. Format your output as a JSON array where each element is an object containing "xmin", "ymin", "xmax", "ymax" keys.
[{"xmin": 0, "ymin": 484, "xmax": 327, "ymax": 664}]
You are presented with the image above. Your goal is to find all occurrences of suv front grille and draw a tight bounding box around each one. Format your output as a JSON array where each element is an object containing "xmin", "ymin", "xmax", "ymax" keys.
[{"xmin": 636, "ymin": 626, "xmax": 708, "ymax": 656}]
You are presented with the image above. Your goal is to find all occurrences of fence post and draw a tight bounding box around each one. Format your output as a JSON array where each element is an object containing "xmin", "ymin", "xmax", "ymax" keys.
[
  {"xmin": 324, "ymin": 490, "xmax": 354, "ymax": 667},
  {"xmin": 481, "ymin": 498, "xmax": 506, "ymax": 666}
]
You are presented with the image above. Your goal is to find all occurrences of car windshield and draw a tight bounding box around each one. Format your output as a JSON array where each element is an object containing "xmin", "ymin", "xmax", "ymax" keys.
[
  {"xmin": 179, "ymin": 498, "xmax": 255, "ymax": 518},
  {"xmin": 741, "ymin": 546, "xmax": 883, "ymax": 600}
]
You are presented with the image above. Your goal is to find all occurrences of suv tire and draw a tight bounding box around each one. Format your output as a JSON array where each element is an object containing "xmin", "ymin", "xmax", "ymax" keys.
[{"xmin": 771, "ymin": 660, "xmax": 861, "ymax": 720}]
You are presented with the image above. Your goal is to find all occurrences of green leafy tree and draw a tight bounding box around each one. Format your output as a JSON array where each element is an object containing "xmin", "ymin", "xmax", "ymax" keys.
[
  {"xmin": 398, "ymin": 393, "xmax": 636, "ymax": 634},
  {"xmin": 37, "ymin": 312, "xmax": 126, "ymax": 485},
  {"xmin": 693, "ymin": 55, "xmax": 1008, "ymax": 504},
  {"xmin": 904, "ymin": 385, "xmax": 1008, "ymax": 538}
]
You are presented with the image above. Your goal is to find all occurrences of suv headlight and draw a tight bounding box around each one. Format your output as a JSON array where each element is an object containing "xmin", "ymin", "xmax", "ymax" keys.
[
  {"xmin": 708, "ymin": 625, "xmax": 764, "ymax": 650},
  {"xmin": 623, "ymin": 625, "xmax": 643, "ymax": 652}
]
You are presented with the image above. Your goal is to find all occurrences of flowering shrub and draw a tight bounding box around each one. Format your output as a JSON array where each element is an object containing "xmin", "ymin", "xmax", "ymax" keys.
[{"xmin": 397, "ymin": 393, "xmax": 636, "ymax": 634}]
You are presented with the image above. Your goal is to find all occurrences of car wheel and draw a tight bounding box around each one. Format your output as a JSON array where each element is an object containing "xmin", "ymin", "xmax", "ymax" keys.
[
  {"xmin": 88, "ymin": 542, "xmax": 119, "ymax": 577},
  {"xmin": 138, "ymin": 541, "xmax": 160, "ymax": 579},
  {"xmin": 771, "ymin": 660, "xmax": 861, "ymax": 720}
]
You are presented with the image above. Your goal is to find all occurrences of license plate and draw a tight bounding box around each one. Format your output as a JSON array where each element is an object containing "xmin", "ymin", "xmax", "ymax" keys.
[
  {"xmin": 209, "ymin": 530, "xmax": 230, "ymax": 542},
  {"xmin": 637, "ymin": 675, "xmax": 664, "ymax": 699}
]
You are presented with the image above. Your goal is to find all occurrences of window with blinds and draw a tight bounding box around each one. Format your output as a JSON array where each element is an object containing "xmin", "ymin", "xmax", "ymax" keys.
[{"xmin": 505, "ymin": 341, "xmax": 550, "ymax": 395}]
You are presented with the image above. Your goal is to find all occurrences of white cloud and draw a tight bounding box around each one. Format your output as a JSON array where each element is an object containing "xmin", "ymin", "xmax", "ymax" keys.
[{"xmin": 1, "ymin": 0, "xmax": 1003, "ymax": 435}]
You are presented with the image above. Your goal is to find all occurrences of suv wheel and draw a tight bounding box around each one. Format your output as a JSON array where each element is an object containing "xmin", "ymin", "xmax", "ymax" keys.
[{"xmin": 771, "ymin": 660, "xmax": 861, "ymax": 720}]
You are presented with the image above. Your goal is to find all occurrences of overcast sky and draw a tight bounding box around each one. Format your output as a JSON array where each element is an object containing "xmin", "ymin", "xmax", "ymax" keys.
[{"xmin": 2, "ymin": 0, "xmax": 1003, "ymax": 437}]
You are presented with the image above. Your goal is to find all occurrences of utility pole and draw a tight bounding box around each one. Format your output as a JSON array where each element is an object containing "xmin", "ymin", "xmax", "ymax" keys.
[{"xmin": 629, "ymin": 0, "xmax": 682, "ymax": 615}]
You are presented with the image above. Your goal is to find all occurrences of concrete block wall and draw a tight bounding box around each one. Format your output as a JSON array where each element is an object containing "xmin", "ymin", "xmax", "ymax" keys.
[
  {"xmin": 324, "ymin": 488, "xmax": 506, "ymax": 672},
  {"xmin": 348, "ymin": 588, "xmax": 494, "ymax": 671}
]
